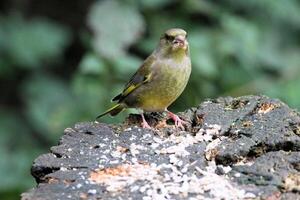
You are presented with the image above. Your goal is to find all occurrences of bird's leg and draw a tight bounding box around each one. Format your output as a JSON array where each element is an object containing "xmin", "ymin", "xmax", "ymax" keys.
[
  {"xmin": 165, "ymin": 109, "xmax": 186, "ymax": 129},
  {"xmin": 141, "ymin": 113, "xmax": 151, "ymax": 129}
]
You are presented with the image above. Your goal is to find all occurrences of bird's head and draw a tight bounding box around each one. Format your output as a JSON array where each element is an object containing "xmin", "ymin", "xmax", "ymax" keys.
[{"xmin": 158, "ymin": 28, "xmax": 189, "ymax": 58}]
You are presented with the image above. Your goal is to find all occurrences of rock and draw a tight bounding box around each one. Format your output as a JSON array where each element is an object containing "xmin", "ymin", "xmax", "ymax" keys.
[{"xmin": 21, "ymin": 95, "xmax": 300, "ymax": 200}]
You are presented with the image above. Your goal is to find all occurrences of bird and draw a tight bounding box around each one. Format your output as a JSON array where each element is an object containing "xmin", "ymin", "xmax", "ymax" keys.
[{"xmin": 96, "ymin": 28, "xmax": 191, "ymax": 129}]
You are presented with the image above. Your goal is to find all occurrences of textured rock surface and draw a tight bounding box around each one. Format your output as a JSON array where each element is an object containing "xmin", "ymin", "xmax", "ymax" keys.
[{"xmin": 22, "ymin": 96, "xmax": 300, "ymax": 200}]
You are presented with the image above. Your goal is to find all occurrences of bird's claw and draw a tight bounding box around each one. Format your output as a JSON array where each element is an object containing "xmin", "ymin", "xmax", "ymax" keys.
[
  {"xmin": 141, "ymin": 121, "xmax": 152, "ymax": 129},
  {"xmin": 175, "ymin": 116, "xmax": 186, "ymax": 129},
  {"xmin": 167, "ymin": 111, "xmax": 186, "ymax": 130},
  {"xmin": 141, "ymin": 113, "xmax": 152, "ymax": 129}
]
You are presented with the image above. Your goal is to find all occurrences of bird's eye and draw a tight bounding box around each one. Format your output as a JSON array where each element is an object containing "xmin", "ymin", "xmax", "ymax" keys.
[{"xmin": 165, "ymin": 34, "xmax": 174, "ymax": 41}]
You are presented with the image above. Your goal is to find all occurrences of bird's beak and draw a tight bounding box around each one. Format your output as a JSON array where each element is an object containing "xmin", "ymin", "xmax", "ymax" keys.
[{"xmin": 172, "ymin": 35, "xmax": 186, "ymax": 47}]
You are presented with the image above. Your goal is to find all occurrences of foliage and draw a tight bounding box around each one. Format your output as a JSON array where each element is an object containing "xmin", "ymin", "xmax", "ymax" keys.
[{"xmin": 0, "ymin": 0, "xmax": 300, "ymax": 199}]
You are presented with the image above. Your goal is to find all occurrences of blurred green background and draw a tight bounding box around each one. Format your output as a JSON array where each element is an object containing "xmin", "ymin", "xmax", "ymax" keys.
[{"xmin": 1, "ymin": 0, "xmax": 300, "ymax": 199}]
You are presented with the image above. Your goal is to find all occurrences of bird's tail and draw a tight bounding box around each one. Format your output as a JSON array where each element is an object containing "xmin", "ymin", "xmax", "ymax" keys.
[{"xmin": 96, "ymin": 104, "xmax": 125, "ymax": 119}]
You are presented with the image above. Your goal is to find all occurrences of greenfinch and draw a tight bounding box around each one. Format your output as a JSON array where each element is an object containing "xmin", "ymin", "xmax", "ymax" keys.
[{"xmin": 97, "ymin": 28, "xmax": 191, "ymax": 129}]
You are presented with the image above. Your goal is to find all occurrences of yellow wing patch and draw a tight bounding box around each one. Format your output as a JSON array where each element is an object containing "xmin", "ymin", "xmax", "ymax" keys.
[
  {"xmin": 122, "ymin": 85, "xmax": 137, "ymax": 97},
  {"xmin": 121, "ymin": 72, "xmax": 152, "ymax": 98}
]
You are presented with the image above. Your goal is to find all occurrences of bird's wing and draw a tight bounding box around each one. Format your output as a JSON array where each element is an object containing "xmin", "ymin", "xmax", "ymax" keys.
[{"xmin": 112, "ymin": 55, "xmax": 155, "ymax": 102}]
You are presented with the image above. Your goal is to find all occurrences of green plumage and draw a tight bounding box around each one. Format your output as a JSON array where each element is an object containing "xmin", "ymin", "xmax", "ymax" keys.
[{"xmin": 97, "ymin": 28, "xmax": 191, "ymax": 119}]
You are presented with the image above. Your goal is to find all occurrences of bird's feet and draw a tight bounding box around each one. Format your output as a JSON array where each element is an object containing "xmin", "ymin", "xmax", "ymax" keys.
[
  {"xmin": 141, "ymin": 121, "xmax": 151, "ymax": 129},
  {"xmin": 166, "ymin": 110, "xmax": 186, "ymax": 130},
  {"xmin": 141, "ymin": 113, "xmax": 151, "ymax": 129}
]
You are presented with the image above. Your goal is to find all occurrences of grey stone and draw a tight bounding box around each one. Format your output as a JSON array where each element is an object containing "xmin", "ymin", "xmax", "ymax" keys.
[{"xmin": 22, "ymin": 96, "xmax": 300, "ymax": 200}]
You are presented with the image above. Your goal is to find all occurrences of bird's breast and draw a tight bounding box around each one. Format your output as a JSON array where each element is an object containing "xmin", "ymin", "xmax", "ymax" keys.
[{"xmin": 132, "ymin": 57, "xmax": 191, "ymax": 112}]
